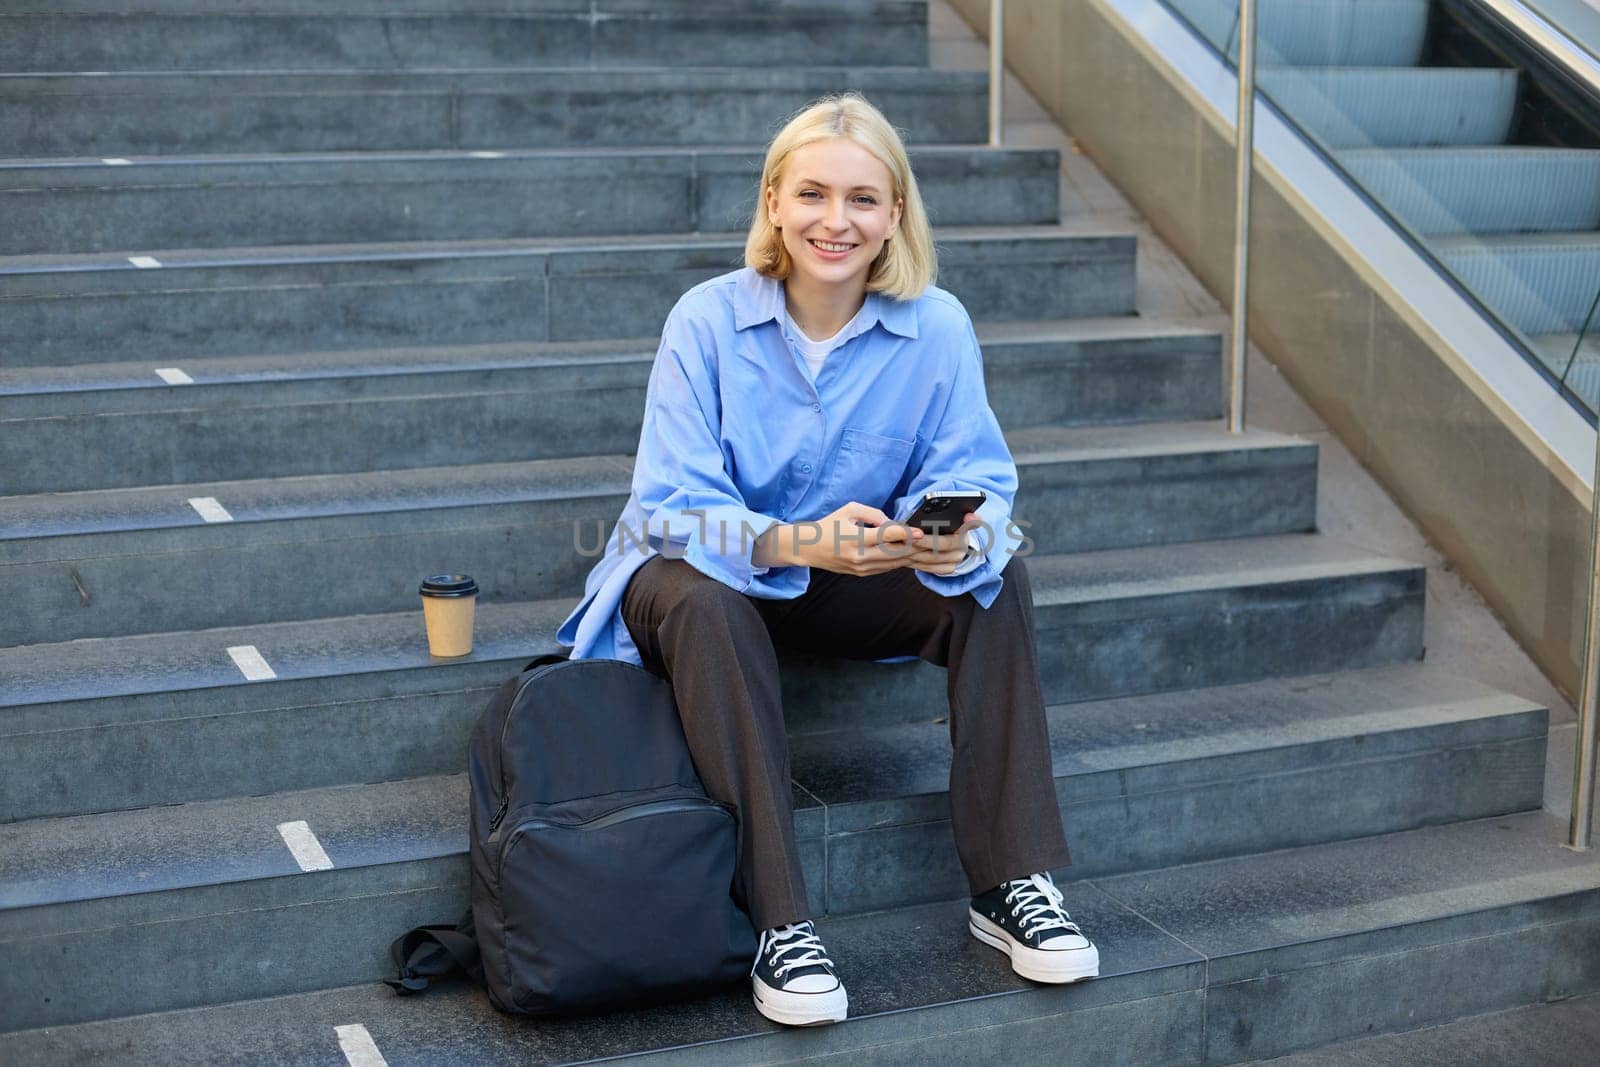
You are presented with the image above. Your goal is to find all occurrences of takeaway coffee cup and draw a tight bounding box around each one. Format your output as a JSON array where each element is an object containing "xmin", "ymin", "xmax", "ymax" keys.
[{"xmin": 419, "ymin": 574, "xmax": 479, "ymax": 657}]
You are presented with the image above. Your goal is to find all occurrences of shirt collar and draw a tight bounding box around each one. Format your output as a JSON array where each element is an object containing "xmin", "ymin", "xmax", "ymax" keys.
[{"xmin": 733, "ymin": 267, "xmax": 919, "ymax": 340}]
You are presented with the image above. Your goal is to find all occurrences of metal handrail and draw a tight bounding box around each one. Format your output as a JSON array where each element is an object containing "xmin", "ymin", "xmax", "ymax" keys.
[
  {"xmin": 1479, "ymin": 0, "xmax": 1600, "ymax": 97},
  {"xmin": 1227, "ymin": 0, "xmax": 1256, "ymax": 435},
  {"xmin": 989, "ymin": 0, "xmax": 1005, "ymax": 147},
  {"xmin": 1575, "ymin": 405, "xmax": 1600, "ymax": 850}
]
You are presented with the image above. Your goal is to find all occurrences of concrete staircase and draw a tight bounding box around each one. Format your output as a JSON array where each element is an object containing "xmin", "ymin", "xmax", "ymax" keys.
[
  {"xmin": 1166, "ymin": 0, "xmax": 1600, "ymax": 404},
  {"xmin": 2, "ymin": 1, "xmax": 1596, "ymax": 1062}
]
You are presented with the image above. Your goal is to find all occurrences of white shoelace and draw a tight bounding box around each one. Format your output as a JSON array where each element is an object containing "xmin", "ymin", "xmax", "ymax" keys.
[
  {"xmin": 754, "ymin": 922, "xmax": 834, "ymax": 980},
  {"xmin": 1004, "ymin": 873, "xmax": 1082, "ymax": 939}
]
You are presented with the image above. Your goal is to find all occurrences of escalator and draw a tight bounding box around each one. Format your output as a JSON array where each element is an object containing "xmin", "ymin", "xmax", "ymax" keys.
[{"xmin": 1167, "ymin": 0, "xmax": 1600, "ymax": 411}]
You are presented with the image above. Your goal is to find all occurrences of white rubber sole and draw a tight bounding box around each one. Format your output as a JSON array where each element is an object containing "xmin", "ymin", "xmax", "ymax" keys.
[
  {"xmin": 752, "ymin": 975, "xmax": 849, "ymax": 1027},
  {"xmin": 968, "ymin": 910, "xmax": 1100, "ymax": 984}
]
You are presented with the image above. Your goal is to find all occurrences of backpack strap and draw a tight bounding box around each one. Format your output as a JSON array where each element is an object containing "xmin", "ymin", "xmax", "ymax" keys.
[{"xmin": 384, "ymin": 909, "xmax": 481, "ymax": 995}]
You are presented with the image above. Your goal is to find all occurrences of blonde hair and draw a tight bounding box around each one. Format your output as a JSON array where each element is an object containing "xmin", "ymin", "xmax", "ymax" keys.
[{"xmin": 745, "ymin": 93, "xmax": 936, "ymax": 301}]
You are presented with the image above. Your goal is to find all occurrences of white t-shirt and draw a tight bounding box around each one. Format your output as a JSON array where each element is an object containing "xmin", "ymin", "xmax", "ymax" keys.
[{"xmin": 783, "ymin": 304, "xmax": 869, "ymax": 381}]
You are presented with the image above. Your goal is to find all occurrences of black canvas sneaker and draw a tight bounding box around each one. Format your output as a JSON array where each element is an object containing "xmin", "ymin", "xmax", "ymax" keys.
[
  {"xmin": 750, "ymin": 921, "xmax": 848, "ymax": 1026},
  {"xmin": 969, "ymin": 871, "xmax": 1100, "ymax": 983}
]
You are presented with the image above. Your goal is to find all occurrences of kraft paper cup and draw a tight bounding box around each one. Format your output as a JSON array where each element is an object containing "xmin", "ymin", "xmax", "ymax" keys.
[{"xmin": 420, "ymin": 574, "xmax": 479, "ymax": 657}]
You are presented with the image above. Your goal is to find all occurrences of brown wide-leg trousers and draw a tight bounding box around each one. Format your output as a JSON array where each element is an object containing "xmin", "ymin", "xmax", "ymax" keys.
[{"xmin": 620, "ymin": 553, "xmax": 1071, "ymax": 932}]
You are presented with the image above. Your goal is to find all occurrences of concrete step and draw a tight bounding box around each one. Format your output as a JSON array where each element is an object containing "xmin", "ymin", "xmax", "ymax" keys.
[
  {"xmin": 0, "ymin": 226, "xmax": 1137, "ymax": 367},
  {"xmin": 0, "ymin": 319, "xmax": 1221, "ymax": 493},
  {"xmin": 1434, "ymin": 231, "xmax": 1600, "ymax": 337},
  {"xmin": 0, "ymin": 145, "xmax": 1058, "ymax": 256},
  {"xmin": 0, "ymin": 534, "xmax": 1423, "ymax": 820},
  {"xmin": 2, "ymin": 803, "xmax": 1588, "ymax": 1054},
  {"xmin": 1259, "ymin": 988, "xmax": 1600, "ymax": 1066},
  {"xmin": 0, "ymin": 0, "xmax": 929, "ymax": 73},
  {"xmin": 1259, "ymin": 68, "xmax": 1519, "ymax": 149},
  {"xmin": 791, "ymin": 663, "xmax": 1545, "ymax": 915},
  {"xmin": 1168, "ymin": 0, "xmax": 1430, "ymax": 67},
  {"xmin": 1338, "ymin": 147, "xmax": 1600, "ymax": 237},
  {"xmin": 1, "ymin": 419, "xmax": 1318, "ymax": 645},
  {"xmin": 0, "ymin": 67, "xmax": 985, "ymax": 157}
]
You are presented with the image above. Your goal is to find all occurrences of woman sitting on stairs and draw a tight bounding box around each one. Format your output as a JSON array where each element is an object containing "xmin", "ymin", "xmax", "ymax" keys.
[{"xmin": 556, "ymin": 91, "xmax": 1100, "ymax": 1028}]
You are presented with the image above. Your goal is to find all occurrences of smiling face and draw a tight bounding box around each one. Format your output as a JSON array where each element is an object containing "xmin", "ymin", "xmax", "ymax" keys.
[{"xmin": 765, "ymin": 137, "xmax": 904, "ymax": 300}]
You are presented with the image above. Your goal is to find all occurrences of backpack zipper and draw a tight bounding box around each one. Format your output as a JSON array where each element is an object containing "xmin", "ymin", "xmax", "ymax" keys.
[{"xmin": 498, "ymin": 796, "xmax": 730, "ymax": 861}]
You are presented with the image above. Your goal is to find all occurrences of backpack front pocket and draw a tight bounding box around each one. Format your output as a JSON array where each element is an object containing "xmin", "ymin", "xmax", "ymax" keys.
[{"xmin": 497, "ymin": 792, "xmax": 749, "ymax": 1014}]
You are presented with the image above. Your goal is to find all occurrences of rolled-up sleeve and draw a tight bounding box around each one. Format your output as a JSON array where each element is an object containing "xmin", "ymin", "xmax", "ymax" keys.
[
  {"xmin": 631, "ymin": 303, "xmax": 810, "ymax": 598},
  {"xmin": 888, "ymin": 314, "xmax": 1024, "ymax": 608}
]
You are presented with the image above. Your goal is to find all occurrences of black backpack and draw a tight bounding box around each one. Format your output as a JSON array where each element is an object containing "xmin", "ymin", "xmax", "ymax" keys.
[{"xmin": 387, "ymin": 654, "xmax": 758, "ymax": 1014}]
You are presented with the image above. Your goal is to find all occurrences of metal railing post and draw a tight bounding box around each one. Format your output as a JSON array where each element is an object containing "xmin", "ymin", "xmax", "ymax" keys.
[
  {"xmin": 989, "ymin": 0, "xmax": 1005, "ymax": 147},
  {"xmin": 1567, "ymin": 441, "xmax": 1600, "ymax": 848},
  {"xmin": 1227, "ymin": 0, "xmax": 1257, "ymax": 434}
]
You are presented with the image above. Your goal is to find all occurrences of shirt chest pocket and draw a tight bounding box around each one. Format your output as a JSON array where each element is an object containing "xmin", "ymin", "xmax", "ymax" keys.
[{"xmin": 824, "ymin": 428, "xmax": 916, "ymax": 510}]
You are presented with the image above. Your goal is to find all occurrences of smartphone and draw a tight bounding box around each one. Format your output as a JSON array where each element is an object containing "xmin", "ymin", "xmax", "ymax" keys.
[{"xmin": 905, "ymin": 490, "xmax": 986, "ymax": 535}]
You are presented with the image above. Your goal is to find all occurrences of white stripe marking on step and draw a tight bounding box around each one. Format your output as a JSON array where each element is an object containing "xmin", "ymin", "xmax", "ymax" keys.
[
  {"xmin": 128, "ymin": 255, "xmax": 162, "ymax": 269},
  {"xmin": 188, "ymin": 496, "xmax": 233, "ymax": 522},
  {"xmin": 227, "ymin": 644, "xmax": 276, "ymax": 681},
  {"xmin": 335, "ymin": 1024, "xmax": 387, "ymax": 1066},
  {"xmin": 155, "ymin": 367, "xmax": 194, "ymax": 385},
  {"xmin": 102, "ymin": 158, "xmax": 132, "ymax": 166},
  {"xmin": 334, "ymin": 1024, "xmax": 388, "ymax": 1067},
  {"xmin": 279, "ymin": 820, "xmax": 335, "ymax": 872},
  {"xmin": 468, "ymin": 150, "xmax": 505, "ymax": 158}
]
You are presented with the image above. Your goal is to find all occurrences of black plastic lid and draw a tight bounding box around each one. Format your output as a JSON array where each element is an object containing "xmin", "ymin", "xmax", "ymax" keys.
[{"xmin": 419, "ymin": 574, "xmax": 479, "ymax": 598}]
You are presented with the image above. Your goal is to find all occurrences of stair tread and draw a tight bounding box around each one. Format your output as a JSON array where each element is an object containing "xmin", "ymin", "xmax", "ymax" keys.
[
  {"xmin": 1431, "ymin": 231, "xmax": 1600, "ymax": 254},
  {"xmin": 3, "ymin": 0, "xmax": 922, "ymax": 20},
  {"xmin": 0, "ymin": 141, "xmax": 1051, "ymax": 175},
  {"xmin": 0, "ymin": 317, "xmax": 1217, "ymax": 397},
  {"xmin": 5, "ymin": 810, "xmax": 1591, "ymax": 1063},
  {"xmin": 0, "ymin": 419, "xmax": 1310, "ymax": 539},
  {"xmin": 1337, "ymin": 146, "xmax": 1600, "ymax": 162},
  {"xmin": 1258, "ymin": 65, "xmax": 1515, "ymax": 77},
  {"xmin": 0, "ymin": 65, "xmax": 978, "ymax": 91},
  {"xmin": 0, "ymin": 222, "xmax": 1128, "ymax": 275},
  {"xmin": 0, "ymin": 662, "xmax": 1542, "ymax": 913},
  {"xmin": 0, "ymin": 893, "xmax": 1196, "ymax": 1062},
  {"xmin": 793, "ymin": 662, "xmax": 1542, "ymax": 819},
  {"xmin": 0, "ymin": 533, "xmax": 1420, "ymax": 710}
]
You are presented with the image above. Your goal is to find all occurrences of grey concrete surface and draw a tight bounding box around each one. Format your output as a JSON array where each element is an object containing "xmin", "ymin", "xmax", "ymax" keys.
[
  {"xmin": 0, "ymin": 323, "xmax": 1222, "ymax": 494},
  {"xmin": 0, "ymin": 534, "xmax": 1427, "ymax": 820},
  {"xmin": 1, "ymin": 422, "xmax": 1316, "ymax": 644},
  {"xmin": 0, "ymin": 67, "xmax": 988, "ymax": 157},
  {"xmin": 7, "ymin": 813, "xmax": 1599, "ymax": 1057},
  {"xmin": 0, "ymin": 228, "xmax": 1136, "ymax": 365},
  {"xmin": 0, "ymin": 145, "xmax": 1057, "ymax": 256},
  {"xmin": 0, "ymin": 894, "xmax": 1205, "ymax": 1056},
  {"xmin": 0, "ymin": 0, "xmax": 929, "ymax": 73},
  {"xmin": 1260, "ymin": 989, "xmax": 1600, "ymax": 1065}
]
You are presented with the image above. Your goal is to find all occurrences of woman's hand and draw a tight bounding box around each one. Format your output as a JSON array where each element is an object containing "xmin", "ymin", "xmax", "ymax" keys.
[
  {"xmin": 753, "ymin": 502, "xmax": 982, "ymax": 577},
  {"xmin": 903, "ymin": 513, "xmax": 983, "ymax": 575}
]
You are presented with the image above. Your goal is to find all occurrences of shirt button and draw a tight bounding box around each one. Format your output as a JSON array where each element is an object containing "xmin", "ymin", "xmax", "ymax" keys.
[
  {"xmin": 811, "ymin": 402, "xmax": 821, "ymax": 412},
  {"xmin": 802, "ymin": 464, "xmax": 812, "ymax": 473}
]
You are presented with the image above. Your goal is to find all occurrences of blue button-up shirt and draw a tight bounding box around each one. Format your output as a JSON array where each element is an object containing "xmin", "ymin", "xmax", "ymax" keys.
[{"xmin": 555, "ymin": 266, "xmax": 1025, "ymax": 667}]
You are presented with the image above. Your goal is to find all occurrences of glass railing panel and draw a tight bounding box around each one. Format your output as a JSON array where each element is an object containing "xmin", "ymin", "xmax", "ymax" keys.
[
  {"xmin": 1160, "ymin": 0, "xmax": 1600, "ymax": 419},
  {"xmin": 1559, "ymin": 284, "xmax": 1600, "ymax": 408}
]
